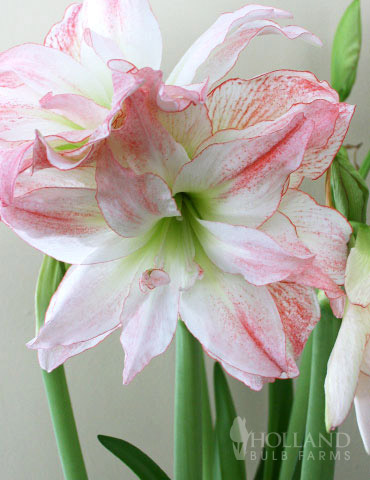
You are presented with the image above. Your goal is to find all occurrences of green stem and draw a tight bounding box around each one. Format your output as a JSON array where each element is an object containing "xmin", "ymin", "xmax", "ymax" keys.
[
  {"xmin": 201, "ymin": 355, "xmax": 214, "ymax": 480},
  {"xmin": 359, "ymin": 149, "xmax": 370, "ymax": 179},
  {"xmin": 174, "ymin": 320, "xmax": 203, "ymax": 480},
  {"xmin": 41, "ymin": 368, "xmax": 89, "ymax": 480},
  {"xmin": 300, "ymin": 296, "xmax": 341, "ymax": 480},
  {"xmin": 262, "ymin": 379, "xmax": 293, "ymax": 480},
  {"xmin": 278, "ymin": 335, "xmax": 313, "ymax": 480},
  {"xmin": 36, "ymin": 256, "xmax": 88, "ymax": 480},
  {"xmin": 214, "ymin": 363, "xmax": 246, "ymax": 480}
]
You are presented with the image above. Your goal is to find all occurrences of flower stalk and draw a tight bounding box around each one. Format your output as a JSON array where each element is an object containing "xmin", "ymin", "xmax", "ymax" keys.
[
  {"xmin": 40, "ymin": 367, "xmax": 89, "ymax": 480},
  {"xmin": 300, "ymin": 295, "xmax": 341, "ymax": 480},
  {"xmin": 36, "ymin": 256, "xmax": 88, "ymax": 480},
  {"xmin": 174, "ymin": 320, "xmax": 203, "ymax": 480},
  {"xmin": 278, "ymin": 335, "xmax": 313, "ymax": 480},
  {"xmin": 262, "ymin": 379, "xmax": 293, "ymax": 480}
]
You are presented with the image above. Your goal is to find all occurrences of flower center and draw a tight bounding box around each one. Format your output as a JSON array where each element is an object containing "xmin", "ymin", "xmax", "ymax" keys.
[{"xmin": 174, "ymin": 192, "xmax": 201, "ymax": 220}]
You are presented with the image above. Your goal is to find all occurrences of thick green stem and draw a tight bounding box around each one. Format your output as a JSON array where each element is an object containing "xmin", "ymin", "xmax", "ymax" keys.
[
  {"xmin": 214, "ymin": 363, "xmax": 246, "ymax": 480},
  {"xmin": 262, "ymin": 379, "xmax": 293, "ymax": 480},
  {"xmin": 278, "ymin": 334, "xmax": 313, "ymax": 480},
  {"xmin": 201, "ymin": 355, "xmax": 214, "ymax": 480},
  {"xmin": 300, "ymin": 296, "xmax": 341, "ymax": 480},
  {"xmin": 174, "ymin": 320, "xmax": 203, "ymax": 480},
  {"xmin": 41, "ymin": 368, "xmax": 89, "ymax": 480},
  {"xmin": 36, "ymin": 256, "xmax": 88, "ymax": 480}
]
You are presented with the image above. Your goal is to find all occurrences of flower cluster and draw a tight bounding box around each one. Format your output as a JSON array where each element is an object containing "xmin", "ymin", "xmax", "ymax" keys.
[{"xmin": 0, "ymin": 0, "xmax": 353, "ymax": 388}]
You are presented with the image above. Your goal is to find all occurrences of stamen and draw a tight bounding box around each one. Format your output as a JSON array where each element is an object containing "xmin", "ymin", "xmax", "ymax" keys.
[{"xmin": 139, "ymin": 269, "xmax": 170, "ymax": 293}]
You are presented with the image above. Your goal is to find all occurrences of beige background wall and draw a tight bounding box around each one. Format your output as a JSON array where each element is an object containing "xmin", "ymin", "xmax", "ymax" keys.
[{"xmin": 0, "ymin": 0, "xmax": 369, "ymax": 478}]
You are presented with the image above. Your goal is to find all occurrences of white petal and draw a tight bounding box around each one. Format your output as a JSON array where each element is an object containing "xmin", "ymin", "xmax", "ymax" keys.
[
  {"xmin": 180, "ymin": 265, "xmax": 289, "ymax": 378},
  {"xmin": 120, "ymin": 281, "xmax": 178, "ymax": 384},
  {"xmin": 81, "ymin": 0, "xmax": 162, "ymax": 69},
  {"xmin": 325, "ymin": 303, "xmax": 370, "ymax": 430},
  {"xmin": 193, "ymin": 218, "xmax": 314, "ymax": 285},
  {"xmin": 38, "ymin": 326, "xmax": 119, "ymax": 372},
  {"xmin": 168, "ymin": 6, "xmax": 319, "ymax": 88},
  {"xmin": 174, "ymin": 114, "xmax": 314, "ymax": 227},
  {"xmin": 354, "ymin": 371, "xmax": 370, "ymax": 454},
  {"xmin": 96, "ymin": 149, "xmax": 179, "ymax": 237},
  {"xmin": 345, "ymin": 225, "xmax": 370, "ymax": 308},
  {"xmin": 0, "ymin": 43, "xmax": 110, "ymax": 107},
  {"xmin": 28, "ymin": 256, "xmax": 142, "ymax": 349},
  {"xmin": 0, "ymin": 187, "xmax": 143, "ymax": 264},
  {"xmin": 156, "ymin": 104, "xmax": 212, "ymax": 159},
  {"xmin": 280, "ymin": 189, "xmax": 352, "ymax": 285}
]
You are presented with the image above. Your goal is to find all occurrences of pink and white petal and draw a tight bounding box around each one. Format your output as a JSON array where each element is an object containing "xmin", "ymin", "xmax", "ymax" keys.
[
  {"xmin": 167, "ymin": 6, "xmax": 320, "ymax": 88},
  {"xmin": 156, "ymin": 103, "xmax": 212, "ymax": 159},
  {"xmin": 108, "ymin": 62, "xmax": 142, "ymax": 118},
  {"xmin": 207, "ymin": 71, "xmax": 338, "ymax": 133},
  {"xmin": 0, "ymin": 83, "xmax": 87, "ymax": 141},
  {"xmin": 81, "ymin": 0, "xmax": 162, "ymax": 69},
  {"xmin": 14, "ymin": 165, "xmax": 96, "ymax": 197},
  {"xmin": 46, "ymin": 9, "xmax": 113, "ymax": 96},
  {"xmin": 290, "ymin": 103, "xmax": 355, "ymax": 187},
  {"xmin": 111, "ymin": 77, "xmax": 190, "ymax": 184},
  {"xmin": 345, "ymin": 226, "xmax": 370, "ymax": 308},
  {"xmin": 205, "ymin": 349, "xmax": 276, "ymax": 390},
  {"xmin": 0, "ymin": 142, "xmax": 32, "ymax": 205},
  {"xmin": 279, "ymin": 189, "xmax": 352, "ymax": 285},
  {"xmin": 219, "ymin": 360, "xmax": 274, "ymax": 391},
  {"xmin": 96, "ymin": 149, "xmax": 179, "ymax": 237},
  {"xmin": 174, "ymin": 114, "xmax": 314, "ymax": 227},
  {"xmin": 328, "ymin": 294, "xmax": 346, "ymax": 319},
  {"xmin": 38, "ymin": 326, "xmax": 119, "ymax": 372},
  {"xmin": 361, "ymin": 343, "xmax": 370, "ymax": 376},
  {"xmin": 39, "ymin": 92, "xmax": 108, "ymax": 130},
  {"xmin": 197, "ymin": 99, "xmax": 338, "ymax": 156},
  {"xmin": 262, "ymin": 211, "xmax": 346, "ymax": 300},
  {"xmin": 354, "ymin": 372, "xmax": 370, "ymax": 455},
  {"xmin": 120, "ymin": 282, "xmax": 178, "ymax": 384},
  {"xmin": 157, "ymin": 81, "xmax": 208, "ymax": 112},
  {"xmin": 44, "ymin": 3, "xmax": 84, "ymax": 60},
  {"xmin": 91, "ymin": 64, "xmax": 144, "ymax": 143},
  {"xmin": 120, "ymin": 216, "xmax": 201, "ymax": 384},
  {"xmin": 260, "ymin": 211, "xmax": 312, "ymax": 258},
  {"xmin": 286, "ymin": 267, "xmax": 345, "ymax": 303},
  {"xmin": 202, "ymin": 98, "xmax": 345, "ymax": 182},
  {"xmin": 0, "ymin": 43, "xmax": 110, "ymax": 107},
  {"xmin": 194, "ymin": 219, "xmax": 314, "ymax": 286},
  {"xmin": 325, "ymin": 303, "xmax": 370, "ymax": 431},
  {"xmin": 205, "ymin": 73, "xmax": 352, "ymax": 186},
  {"xmin": 28, "ymin": 258, "xmax": 140, "ymax": 349},
  {"xmin": 85, "ymin": 29, "xmax": 126, "ymax": 65},
  {"xmin": 268, "ymin": 282, "xmax": 319, "ymax": 357},
  {"xmin": 180, "ymin": 266, "xmax": 289, "ymax": 378},
  {"xmin": 32, "ymin": 131, "xmax": 92, "ymax": 172},
  {"xmin": 0, "ymin": 187, "xmax": 142, "ymax": 264},
  {"xmin": 79, "ymin": 34, "xmax": 114, "ymax": 94}
]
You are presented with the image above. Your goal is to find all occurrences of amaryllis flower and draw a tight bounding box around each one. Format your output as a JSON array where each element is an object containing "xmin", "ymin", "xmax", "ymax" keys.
[
  {"xmin": 0, "ymin": 0, "xmax": 321, "ymax": 207},
  {"xmin": 2, "ymin": 66, "xmax": 352, "ymax": 388},
  {"xmin": 325, "ymin": 226, "xmax": 370, "ymax": 454},
  {"xmin": 0, "ymin": 1, "xmax": 353, "ymax": 388}
]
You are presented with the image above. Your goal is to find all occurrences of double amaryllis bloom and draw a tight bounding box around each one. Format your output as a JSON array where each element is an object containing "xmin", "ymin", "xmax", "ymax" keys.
[
  {"xmin": 326, "ymin": 225, "xmax": 370, "ymax": 454},
  {"xmin": 0, "ymin": 0, "xmax": 354, "ymax": 387}
]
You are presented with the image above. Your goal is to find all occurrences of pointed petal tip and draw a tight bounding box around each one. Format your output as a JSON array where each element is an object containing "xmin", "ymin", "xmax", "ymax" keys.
[
  {"xmin": 26, "ymin": 337, "xmax": 37, "ymax": 349},
  {"xmin": 274, "ymin": 9, "xmax": 293, "ymax": 19}
]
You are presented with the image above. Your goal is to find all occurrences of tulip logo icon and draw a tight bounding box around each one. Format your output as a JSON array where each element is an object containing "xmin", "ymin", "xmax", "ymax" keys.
[{"xmin": 230, "ymin": 417, "xmax": 251, "ymax": 460}]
